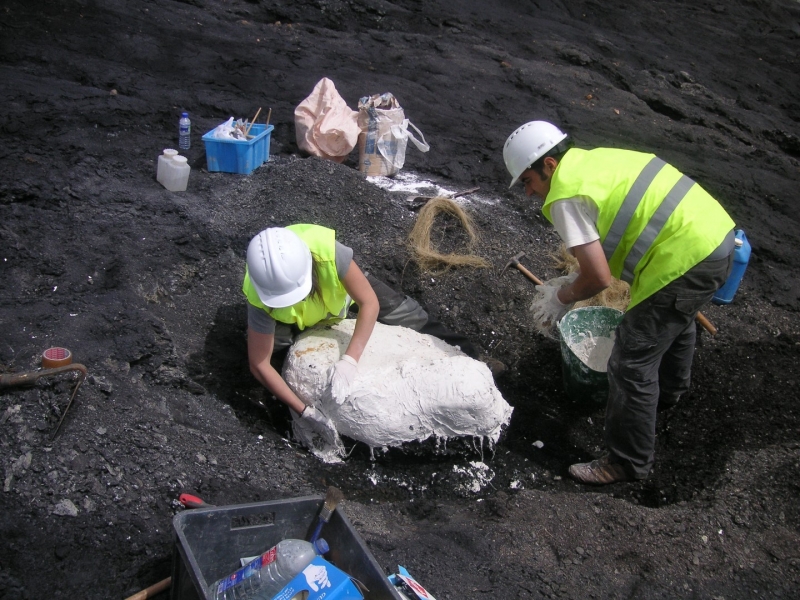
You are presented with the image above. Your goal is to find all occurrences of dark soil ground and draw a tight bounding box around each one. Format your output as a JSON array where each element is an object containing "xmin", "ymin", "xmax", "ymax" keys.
[{"xmin": 1, "ymin": 1, "xmax": 799, "ymax": 598}]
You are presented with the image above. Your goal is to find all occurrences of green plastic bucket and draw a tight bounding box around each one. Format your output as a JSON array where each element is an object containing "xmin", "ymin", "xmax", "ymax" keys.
[{"xmin": 557, "ymin": 306, "xmax": 624, "ymax": 404}]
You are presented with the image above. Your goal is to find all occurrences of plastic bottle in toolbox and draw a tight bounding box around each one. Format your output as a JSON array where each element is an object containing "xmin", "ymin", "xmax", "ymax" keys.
[
  {"xmin": 212, "ymin": 538, "xmax": 329, "ymax": 600},
  {"xmin": 179, "ymin": 112, "xmax": 191, "ymax": 150}
]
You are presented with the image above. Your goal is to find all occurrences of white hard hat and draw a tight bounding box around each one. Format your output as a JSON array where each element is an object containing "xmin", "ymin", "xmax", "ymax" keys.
[
  {"xmin": 503, "ymin": 121, "xmax": 568, "ymax": 188},
  {"xmin": 246, "ymin": 228, "xmax": 313, "ymax": 308}
]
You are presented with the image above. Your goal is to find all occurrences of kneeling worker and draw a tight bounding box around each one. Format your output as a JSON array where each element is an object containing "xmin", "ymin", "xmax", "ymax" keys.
[
  {"xmin": 243, "ymin": 224, "xmax": 478, "ymax": 444},
  {"xmin": 503, "ymin": 121, "xmax": 735, "ymax": 485}
]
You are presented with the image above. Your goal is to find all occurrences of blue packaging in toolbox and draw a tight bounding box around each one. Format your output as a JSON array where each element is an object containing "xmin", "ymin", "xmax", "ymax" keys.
[
  {"xmin": 388, "ymin": 566, "xmax": 438, "ymax": 600},
  {"xmin": 271, "ymin": 556, "xmax": 363, "ymax": 600},
  {"xmin": 202, "ymin": 123, "xmax": 274, "ymax": 174}
]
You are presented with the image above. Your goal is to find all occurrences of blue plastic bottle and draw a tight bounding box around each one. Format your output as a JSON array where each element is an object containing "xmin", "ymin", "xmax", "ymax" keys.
[{"xmin": 712, "ymin": 229, "xmax": 751, "ymax": 305}]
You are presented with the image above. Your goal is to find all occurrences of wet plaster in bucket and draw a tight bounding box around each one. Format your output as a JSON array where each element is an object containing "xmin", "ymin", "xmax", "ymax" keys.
[
  {"xmin": 283, "ymin": 320, "xmax": 513, "ymax": 463},
  {"xmin": 568, "ymin": 332, "xmax": 616, "ymax": 372}
]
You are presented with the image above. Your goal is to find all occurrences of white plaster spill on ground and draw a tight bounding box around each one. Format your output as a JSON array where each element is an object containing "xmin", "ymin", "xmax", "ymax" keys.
[
  {"xmin": 368, "ymin": 171, "xmax": 457, "ymax": 197},
  {"xmin": 365, "ymin": 468, "xmax": 429, "ymax": 494},
  {"xmin": 451, "ymin": 461, "xmax": 495, "ymax": 494},
  {"xmin": 367, "ymin": 171, "xmax": 501, "ymax": 206}
]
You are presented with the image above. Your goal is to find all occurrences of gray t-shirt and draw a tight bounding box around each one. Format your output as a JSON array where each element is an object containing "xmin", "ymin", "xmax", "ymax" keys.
[{"xmin": 247, "ymin": 241, "xmax": 354, "ymax": 334}]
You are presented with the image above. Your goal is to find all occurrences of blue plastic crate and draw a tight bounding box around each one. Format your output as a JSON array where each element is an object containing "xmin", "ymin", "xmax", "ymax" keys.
[{"xmin": 202, "ymin": 123, "xmax": 273, "ymax": 174}]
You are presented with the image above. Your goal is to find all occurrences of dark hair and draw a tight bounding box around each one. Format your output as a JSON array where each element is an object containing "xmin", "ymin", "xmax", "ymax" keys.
[
  {"xmin": 308, "ymin": 253, "xmax": 323, "ymax": 302},
  {"xmin": 529, "ymin": 137, "xmax": 573, "ymax": 178}
]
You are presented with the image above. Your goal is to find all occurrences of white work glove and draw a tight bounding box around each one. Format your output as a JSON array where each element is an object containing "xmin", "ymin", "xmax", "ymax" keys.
[
  {"xmin": 295, "ymin": 405, "xmax": 340, "ymax": 448},
  {"xmin": 328, "ymin": 354, "xmax": 359, "ymax": 405},
  {"xmin": 531, "ymin": 274, "xmax": 577, "ymax": 337}
]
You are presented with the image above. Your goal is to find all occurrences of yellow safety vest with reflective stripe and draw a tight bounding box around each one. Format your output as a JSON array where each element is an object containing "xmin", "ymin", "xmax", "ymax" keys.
[
  {"xmin": 242, "ymin": 224, "xmax": 350, "ymax": 330},
  {"xmin": 542, "ymin": 148, "xmax": 734, "ymax": 309}
]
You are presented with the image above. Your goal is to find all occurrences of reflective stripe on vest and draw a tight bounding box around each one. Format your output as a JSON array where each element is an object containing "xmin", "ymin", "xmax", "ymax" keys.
[
  {"xmin": 620, "ymin": 174, "xmax": 694, "ymax": 282},
  {"xmin": 601, "ymin": 155, "xmax": 697, "ymax": 283},
  {"xmin": 602, "ymin": 157, "xmax": 666, "ymax": 264}
]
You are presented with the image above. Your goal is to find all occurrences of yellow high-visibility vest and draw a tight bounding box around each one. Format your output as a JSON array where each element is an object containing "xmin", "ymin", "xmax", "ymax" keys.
[
  {"xmin": 543, "ymin": 148, "xmax": 734, "ymax": 308},
  {"xmin": 242, "ymin": 224, "xmax": 350, "ymax": 329}
]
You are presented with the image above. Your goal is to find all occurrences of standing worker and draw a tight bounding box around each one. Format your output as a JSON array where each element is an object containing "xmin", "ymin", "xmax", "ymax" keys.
[
  {"xmin": 503, "ymin": 121, "xmax": 735, "ymax": 485},
  {"xmin": 243, "ymin": 224, "xmax": 478, "ymax": 446}
]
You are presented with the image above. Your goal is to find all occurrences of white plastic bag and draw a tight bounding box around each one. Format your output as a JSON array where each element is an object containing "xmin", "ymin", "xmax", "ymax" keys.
[
  {"xmin": 377, "ymin": 119, "xmax": 430, "ymax": 172},
  {"xmin": 210, "ymin": 117, "xmax": 245, "ymax": 140},
  {"xmin": 294, "ymin": 78, "xmax": 360, "ymax": 163},
  {"xmin": 357, "ymin": 93, "xmax": 430, "ymax": 176}
]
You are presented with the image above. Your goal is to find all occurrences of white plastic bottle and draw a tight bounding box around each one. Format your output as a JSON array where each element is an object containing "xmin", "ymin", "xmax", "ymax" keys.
[
  {"xmin": 157, "ymin": 153, "xmax": 190, "ymax": 192},
  {"xmin": 156, "ymin": 148, "xmax": 179, "ymax": 186},
  {"xmin": 179, "ymin": 112, "xmax": 191, "ymax": 150},
  {"xmin": 212, "ymin": 538, "xmax": 329, "ymax": 600}
]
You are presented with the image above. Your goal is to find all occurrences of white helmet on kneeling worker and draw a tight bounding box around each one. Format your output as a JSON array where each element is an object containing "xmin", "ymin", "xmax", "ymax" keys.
[{"xmin": 246, "ymin": 227, "xmax": 313, "ymax": 308}]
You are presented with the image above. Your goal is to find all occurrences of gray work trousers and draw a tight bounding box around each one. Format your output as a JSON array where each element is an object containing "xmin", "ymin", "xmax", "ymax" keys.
[
  {"xmin": 273, "ymin": 274, "xmax": 477, "ymax": 358},
  {"xmin": 605, "ymin": 251, "xmax": 733, "ymax": 479}
]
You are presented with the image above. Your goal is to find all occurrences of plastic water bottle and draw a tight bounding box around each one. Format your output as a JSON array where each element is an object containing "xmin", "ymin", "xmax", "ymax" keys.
[
  {"xmin": 212, "ymin": 538, "xmax": 329, "ymax": 600},
  {"xmin": 179, "ymin": 112, "xmax": 191, "ymax": 150},
  {"xmin": 712, "ymin": 229, "xmax": 751, "ymax": 305}
]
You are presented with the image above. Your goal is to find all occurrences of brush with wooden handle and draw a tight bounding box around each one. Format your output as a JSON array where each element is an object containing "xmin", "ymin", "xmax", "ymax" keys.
[
  {"xmin": 309, "ymin": 486, "xmax": 344, "ymax": 544},
  {"xmin": 124, "ymin": 577, "xmax": 171, "ymax": 600}
]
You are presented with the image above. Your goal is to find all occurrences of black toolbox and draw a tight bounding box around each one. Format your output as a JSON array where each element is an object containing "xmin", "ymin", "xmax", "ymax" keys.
[{"xmin": 170, "ymin": 495, "xmax": 403, "ymax": 600}]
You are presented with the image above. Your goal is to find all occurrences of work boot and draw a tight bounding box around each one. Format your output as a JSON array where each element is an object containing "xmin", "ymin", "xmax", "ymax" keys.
[
  {"xmin": 569, "ymin": 455, "xmax": 630, "ymax": 485},
  {"xmin": 657, "ymin": 393, "xmax": 681, "ymax": 412},
  {"xmin": 479, "ymin": 356, "xmax": 507, "ymax": 378}
]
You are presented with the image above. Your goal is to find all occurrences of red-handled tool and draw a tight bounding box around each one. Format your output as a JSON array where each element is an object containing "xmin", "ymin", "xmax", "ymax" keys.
[{"xmin": 179, "ymin": 493, "xmax": 213, "ymax": 509}]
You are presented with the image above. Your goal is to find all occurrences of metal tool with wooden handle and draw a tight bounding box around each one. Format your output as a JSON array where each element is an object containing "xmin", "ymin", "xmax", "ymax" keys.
[
  {"xmin": 695, "ymin": 311, "xmax": 716, "ymax": 336},
  {"xmin": 501, "ymin": 251, "xmax": 543, "ymax": 285},
  {"xmin": 501, "ymin": 251, "xmax": 718, "ymax": 335}
]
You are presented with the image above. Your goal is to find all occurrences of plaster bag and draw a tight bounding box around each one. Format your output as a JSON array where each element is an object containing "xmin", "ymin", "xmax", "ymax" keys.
[
  {"xmin": 283, "ymin": 320, "xmax": 513, "ymax": 463},
  {"xmin": 357, "ymin": 92, "xmax": 430, "ymax": 176},
  {"xmin": 294, "ymin": 77, "xmax": 360, "ymax": 163}
]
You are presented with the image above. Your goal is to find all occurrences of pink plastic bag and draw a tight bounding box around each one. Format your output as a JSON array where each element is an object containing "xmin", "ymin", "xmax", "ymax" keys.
[{"xmin": 294, "ymin": 78, "xmax": 360, "ymax": 163}]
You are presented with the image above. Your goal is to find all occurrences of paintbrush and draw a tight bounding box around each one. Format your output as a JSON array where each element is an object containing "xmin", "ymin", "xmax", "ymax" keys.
[
  {"xmin": 309, "ymin": 486, "xmax": 345, "ymax": 543},
  {"xmin": 244, "ymin": 107, "xmax": 262, "ymax": 137}
]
